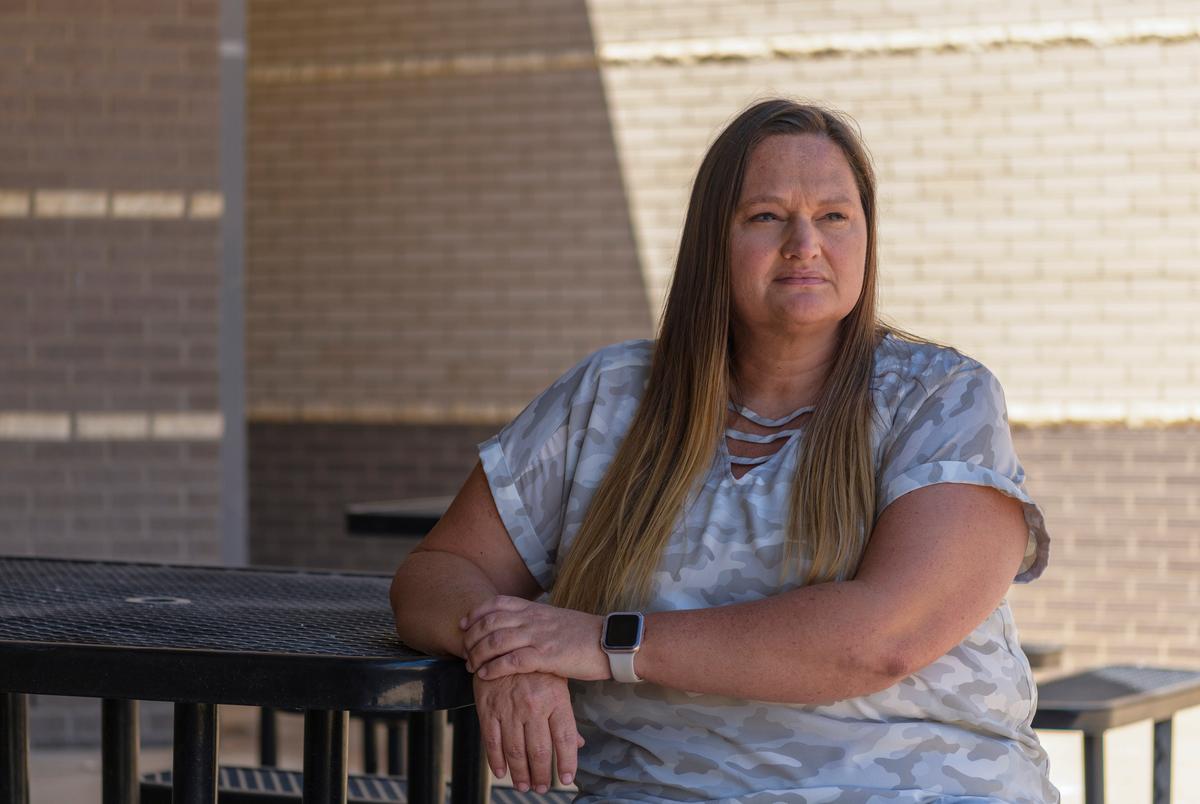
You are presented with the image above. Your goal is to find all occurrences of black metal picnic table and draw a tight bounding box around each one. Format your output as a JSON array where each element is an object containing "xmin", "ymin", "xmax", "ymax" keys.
[
  {"xmin": 1032, "ymin": 664, "xmax": 1200, "ymax": 804},
  {"xmin": 0, "ymin": 556, "xmax": 485, "ymax": 804}
]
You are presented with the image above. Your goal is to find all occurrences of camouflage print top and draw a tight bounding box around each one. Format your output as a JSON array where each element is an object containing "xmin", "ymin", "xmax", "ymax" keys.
[{"xmin": 479, "ymin": 335, "xmax": 1059, "ymax": 803}]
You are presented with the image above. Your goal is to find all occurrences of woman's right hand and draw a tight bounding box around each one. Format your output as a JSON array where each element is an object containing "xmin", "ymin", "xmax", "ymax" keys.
[{"xmin": 473, "ymin": 671, "xmax": 584, "ymax": 794}]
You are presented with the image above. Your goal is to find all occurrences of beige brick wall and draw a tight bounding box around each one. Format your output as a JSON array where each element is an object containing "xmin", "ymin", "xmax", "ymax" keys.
[
  {"xmin": 586, "ymin": 0, "xmax": 1200, "ymax": 41},
  {"xmin": 597, "ymin": 36, "xmax": 1200, "ymax": 418}
]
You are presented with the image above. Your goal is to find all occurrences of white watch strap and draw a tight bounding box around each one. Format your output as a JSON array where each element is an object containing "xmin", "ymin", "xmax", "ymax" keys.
[{"xmin": 608, "ymin": 650, "xmax": 643, "ymax": 683}]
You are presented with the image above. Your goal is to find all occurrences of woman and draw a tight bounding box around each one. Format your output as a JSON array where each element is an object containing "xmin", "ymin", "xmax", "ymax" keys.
[{"xmin": 391, "ymin": 99, "xmax": 1058, "ymax": 802}]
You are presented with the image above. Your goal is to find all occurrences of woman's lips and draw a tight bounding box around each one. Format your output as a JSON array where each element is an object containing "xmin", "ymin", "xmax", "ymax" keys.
[{"xmin": 776, "ymin": 276, "xmax": 826, "ymax": 285}]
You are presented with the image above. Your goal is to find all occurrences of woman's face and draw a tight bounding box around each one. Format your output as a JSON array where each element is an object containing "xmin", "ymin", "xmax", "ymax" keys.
[{"xmin": 729, "ymin": 133, "xmax": 868, "ymax": 342}]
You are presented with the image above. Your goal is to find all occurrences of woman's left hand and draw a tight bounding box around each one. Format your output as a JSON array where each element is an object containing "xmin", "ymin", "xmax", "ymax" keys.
[{"xmin": 460, "ymin": 595, "xmax": 610, "ymax": 682}]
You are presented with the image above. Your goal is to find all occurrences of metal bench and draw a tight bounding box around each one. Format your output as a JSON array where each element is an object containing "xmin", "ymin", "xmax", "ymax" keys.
[
  {"xmin": 345, "ymin": 498, "xmax": 451, "ymax": 539},
  {"xmin": 140, "ymin": 767, "xmax": 574, "ymax": 804},
  {"xmin": 1032, "ymin": 664, "xmax": 1200, "ymax": 804}
]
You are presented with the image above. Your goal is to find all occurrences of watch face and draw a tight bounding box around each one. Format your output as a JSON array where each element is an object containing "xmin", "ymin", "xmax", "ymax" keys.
[{"xmin": 603, "ymin": 613, "xmax": 642, "ymax": 650}]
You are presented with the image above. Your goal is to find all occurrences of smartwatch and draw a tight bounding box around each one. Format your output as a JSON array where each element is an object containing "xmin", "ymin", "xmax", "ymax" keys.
[{"xmin": 601, "ymin": 611, "xmax": 645, "ymax": 683}]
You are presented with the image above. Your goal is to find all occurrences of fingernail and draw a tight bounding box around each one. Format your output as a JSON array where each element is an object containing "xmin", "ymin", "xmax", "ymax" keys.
[
  {"xmin": 516, "ymin": 783, "xmax": 529, "ymax": 793},
  {"xmin": 561, "ymin": 774, "xmax": 573, "ymax": 785},
  {"xmin": 536, "ymin": 785, "xmax": 548, "ymax": 794}
]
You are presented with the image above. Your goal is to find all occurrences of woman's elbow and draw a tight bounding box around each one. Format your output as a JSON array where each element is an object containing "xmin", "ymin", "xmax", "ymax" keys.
[
  {"xmin": 847, "ymin": 638, "xmax": 918, "ymax": 697},
  {"xmin": 875, "ymin": 648, "xmax": 917, "ymax": 689},
  {"xmin": 868, "ymin": 633, "xmax": 947, "ymax": 692},
  {"xmin": 388, "ymin": 557, "xmax": 411, "ymax": 613},
  {"xmin": 795, "ymin": 640, "xmax": 910, "ymax": 704},
  {"xmin": 389, "ymin": 551, "xmax": 428, "ymax": 636}
]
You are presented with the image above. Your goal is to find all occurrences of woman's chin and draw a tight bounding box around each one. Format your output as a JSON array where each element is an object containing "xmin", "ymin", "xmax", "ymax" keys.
[{"xmin": 766, "ymin": 303, "xmax": 851, "ymax": 335}]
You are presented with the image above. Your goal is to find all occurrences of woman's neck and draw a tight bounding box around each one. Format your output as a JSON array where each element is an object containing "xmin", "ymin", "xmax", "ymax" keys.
[{"xmin": 730, "ymin": 325, "xmax": 840, "ymax": 418}]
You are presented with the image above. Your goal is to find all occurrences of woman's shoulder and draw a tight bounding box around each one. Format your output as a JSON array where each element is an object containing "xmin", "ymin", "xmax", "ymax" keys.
[
  {"xmin": 487, "ymin": 340, "xmax": 654, "ymax": 486},
  {"xmin": 871, "ymin": 331, "xmax": 1007, "ymax": 431},
  {"xmin": 554, "ymin": 339, "xmax": 655, "ymax": 401},
  {"xmin": 872, "ymin": 331, "xmax": 999, "ymax": 400},
  {"xmin": 519, "ymin": 340, "xmax": 653, "ymax": 433},
  {"xmin": 582, "ymin": 338, "xmax": 656, "ymax": 374}
]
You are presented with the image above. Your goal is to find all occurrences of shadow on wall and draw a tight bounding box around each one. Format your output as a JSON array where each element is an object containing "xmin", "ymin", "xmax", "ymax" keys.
[{"xmin": 245, "ymin": 1, "xmax": 651, "ymax": 570}]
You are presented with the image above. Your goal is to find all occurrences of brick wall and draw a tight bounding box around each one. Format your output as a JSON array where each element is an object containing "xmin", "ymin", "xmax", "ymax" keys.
[
  {"xmin": 594, "ymin": 33, "xmax": 1200, "ymax": 417},
  {"xmin": 248, "ymin": 422, "xmax": 495, "ymax": 571},
  {"xmin": 585, "ymin": 0, "xmax": 1200, "ymax": 41},
  {"xmin": 1, "ymin": 2, "xmax": 225, "ymax": 552},
  {"xmin": 1, "ymin": 0, "xmax": 226, "ymax": 745},
  {"xmin": 1009, "ymin": 424, "xmax": 1200, "ymax": 671}
]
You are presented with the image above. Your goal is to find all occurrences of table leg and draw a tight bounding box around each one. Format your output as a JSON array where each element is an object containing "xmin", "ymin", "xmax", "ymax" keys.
[
  {"xmin": 450, "ymin": 707, "xmax": 490, "ymax": 804},
  {"xmin": 0, "ymin": 693, "xmax": 29, "ymax": 804},
  {"xmin": 386, "ymin": 718, "xmax": 406, "ymax": 776},
  {"xmin": 173, "ymin": 702, "xmax": 219, "ymax": 804},
  {"xmin": 102, "ymin": 699, "xmax": 138, "ymax": 804},
  {"xmin": 361, "ymin": 716, "xmax": 378, "ymax": 774},
  {"xmin": 1153, "ymin": 718, "xmax": 1172, "ymax": 804},
  {"xmin": 302, "ymin": 710, "xmax": 348, "ymax": 804},
  {"xmin": 406, "ymin": 711, "xmax": 446, "ymax": 804},
  {"xmin": 1083, "ymin": 732, "xmax": 1105, "ymax": 804},
  {"xmin": 259, "ymin": 707, "xmax": 278, "ymax": 766}
]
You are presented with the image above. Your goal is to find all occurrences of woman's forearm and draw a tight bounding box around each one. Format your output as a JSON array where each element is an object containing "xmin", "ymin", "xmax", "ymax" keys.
[
  {"xmin": 613, "ymin": 484, "xmax": 1023, "ymax": 703},
  {"xmin": 636, "ymin": 579, "xmax": 903, "ymax": 703},
  {"xmin": 463, "ymin": 580, "xmax": 907, "ymax": 704},
  {"xmin": 390, "ymin": 548, "xmax": 504, "ymax": 658}
]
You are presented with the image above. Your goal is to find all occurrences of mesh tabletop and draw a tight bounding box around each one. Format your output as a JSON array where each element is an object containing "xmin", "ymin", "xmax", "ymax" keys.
[
  {"xmin": 1, "ymin": 556, "xmax": 408, "ymax": 656},
  {"xmin": 0, "ymin": 556, "xmax": 472, "ymax": 711}
]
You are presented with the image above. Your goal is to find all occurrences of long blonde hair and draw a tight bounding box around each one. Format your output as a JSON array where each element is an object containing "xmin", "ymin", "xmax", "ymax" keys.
[{"xmin": 551, "ymin": 99, "xmax": 885, "ymax": 614}]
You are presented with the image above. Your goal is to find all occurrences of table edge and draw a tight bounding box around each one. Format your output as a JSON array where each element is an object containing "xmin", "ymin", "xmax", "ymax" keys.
[{"xmin": 0, "ymin": 640, "xmax": 474, "ymax": 712}]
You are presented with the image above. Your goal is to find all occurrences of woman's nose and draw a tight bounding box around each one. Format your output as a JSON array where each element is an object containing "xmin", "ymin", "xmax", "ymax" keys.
[{"xmin": 781, "ymin": 220, "xmax": 820, "ymax": 261}]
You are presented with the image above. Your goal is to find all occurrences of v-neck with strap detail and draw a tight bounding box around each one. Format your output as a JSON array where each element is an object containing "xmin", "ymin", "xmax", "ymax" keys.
[{"xmin": 723, "ymin": 401, "xmax": 812, "ymax": 479}]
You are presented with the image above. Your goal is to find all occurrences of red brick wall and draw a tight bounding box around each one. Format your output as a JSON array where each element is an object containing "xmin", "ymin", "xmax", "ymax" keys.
[
  {"xmin": 1009, "ymin": 424, "xmax": 1200, "ymax": 671},
  {"xmin": 249, "ymin": 421, "xmax": 494, "ymax": 571}
]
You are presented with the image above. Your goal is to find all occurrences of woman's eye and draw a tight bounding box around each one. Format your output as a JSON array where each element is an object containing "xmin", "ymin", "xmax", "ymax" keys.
[
  {"xmin": 823, "ymin": 212, "xmax": 847, "ymax": 222},
  {"xmin": 750, "ymin": 212, "xmax": 779, "ymax": 222}
]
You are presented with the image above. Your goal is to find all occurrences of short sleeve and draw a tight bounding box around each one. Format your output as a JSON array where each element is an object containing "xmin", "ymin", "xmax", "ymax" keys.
[
  {"xmin": 478, "ymin": 341, "xmax": 651, "ymax": 592},
  {"xmin": 876, "ymin": 361, "xmax": 1049, "ymax": 583}
]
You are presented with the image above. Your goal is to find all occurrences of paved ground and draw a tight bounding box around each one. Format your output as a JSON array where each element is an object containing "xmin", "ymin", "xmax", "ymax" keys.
[{"xmin": 27, "ymin": 704, "xmax": 1200, "ymax": 803}]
